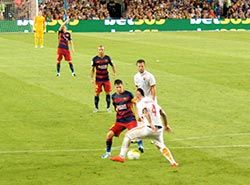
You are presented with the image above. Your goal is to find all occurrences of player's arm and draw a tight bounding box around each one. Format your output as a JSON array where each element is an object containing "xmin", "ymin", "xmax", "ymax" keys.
[
  {"xmin": 131, "ymin": 100, "xmax": 139, "ymax": 121},
  {"xmin": 142, "ymin": 108, "xmax": 156, "ymax": 132},
  {"xmin": 33, "ymin": 16, "xmax": 37, "ymax": 32},
  {"xmin": 43, "ymin": 16, "xmax": 46, "ymax": 32},
  {"xmin": 160, "ymin": 109, "xmax": 171, "ymax": 132},
  {"xmin": 109, "ymin": 59, "xmax": 116, "ymax": 76},
  {"xmin": 150, "ymin": 85, "xmax": 156, "ymax": 100},
  {"xmin": 90, "ymin": 64, "xmax": 95, "ymax": 84},
  {"xmin": 59, "ymin": 17, "xmax": 70, "ymax": 31},
  {"xmin": 134, "ymin": 75, "xmax": 139, "ymax": 88},
  {"xmin": 149, "ymin": 73, "xmax": 157, "ymax": 100},
  {"xmin": 111, "ymin": 63, "xmax": 116, "ymax": 76},
  {"xmin": 112, "ymin": 98, "xmax": 117, "ymax": 112},
  {"xmin": 69, "ymin": 40, "xmax": 75, "ymax": 53}
]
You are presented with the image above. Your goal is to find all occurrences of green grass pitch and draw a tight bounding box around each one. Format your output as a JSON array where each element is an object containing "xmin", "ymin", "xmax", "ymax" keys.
[{"xmin": 0, "ymin": 31, "xmax": 250, "ymax": 185}]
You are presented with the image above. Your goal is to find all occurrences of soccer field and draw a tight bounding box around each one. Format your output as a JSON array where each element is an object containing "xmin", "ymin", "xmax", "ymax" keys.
[{"xmin": 0, "ymin": 31, "xmax": 250, "ymax": 185}]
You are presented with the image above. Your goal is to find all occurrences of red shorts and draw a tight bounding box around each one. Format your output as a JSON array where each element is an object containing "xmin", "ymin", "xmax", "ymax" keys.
[
  {"xmin": 110, "ymin": 120, "xmax": 137, "ymax": 137},
  {"xmin": 95, "ymin": 81, "xmax": 112, "ymax": 94},
  {"xmin": 57, "ymin": 48, "xmax": 72, "ymax": 62}
]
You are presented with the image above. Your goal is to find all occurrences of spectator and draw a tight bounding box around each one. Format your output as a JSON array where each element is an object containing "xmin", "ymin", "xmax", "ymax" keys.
[
  {"xmin": 14, "ymin": 0, "xmax": 250, "ymax": 20},
  {"xmin": 0, "ymin": 0, "xmax": 6, "ymax": 20}
]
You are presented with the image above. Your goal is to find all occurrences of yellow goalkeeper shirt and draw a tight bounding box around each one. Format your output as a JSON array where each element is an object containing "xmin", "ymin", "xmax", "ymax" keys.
[{"xmin": 34, "ymin": 15, "xmax": 45, "ymax": 31}]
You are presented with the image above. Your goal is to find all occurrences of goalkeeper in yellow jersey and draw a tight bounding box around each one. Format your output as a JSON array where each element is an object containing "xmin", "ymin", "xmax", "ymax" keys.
[{"xmin": 33, "ymin": 10, "xmax": 46, "ymax": 48}]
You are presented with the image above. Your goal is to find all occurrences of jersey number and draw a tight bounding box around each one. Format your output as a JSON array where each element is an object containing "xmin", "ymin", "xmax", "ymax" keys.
[{"xmin": 151, "ymin": 104, "xmax": 157, "ymax": 117}]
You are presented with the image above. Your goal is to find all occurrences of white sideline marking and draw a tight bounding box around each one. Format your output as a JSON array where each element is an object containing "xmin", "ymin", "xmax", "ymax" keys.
[
  {"xmin": 169, "ymin": 132, "xmax": 250, "ymax": 142},
  {"xmin": 0, "ymin": 133, "xmax": 249, "ymax": 155},
  {"xmin": 171, "ymin": 145, "xmax": 250, "ymax": 149},
  {"xmin": 0, "ymin": 145, "xmax": 249, "ymax": 155}
]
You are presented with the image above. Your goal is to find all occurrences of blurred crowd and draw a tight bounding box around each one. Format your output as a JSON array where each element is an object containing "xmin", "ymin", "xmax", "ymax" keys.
[
  {"xmin": 39, "ymin": 0, "xmax": 111, "ymax": 20},
  {"xmin": 125, "ymin": 0, "xmax": 250, "ymax": 19},
  {"xmin": 15, "ymin": 0, "xmax": 31, "ymax": 19},
  {"xmin": 13, "ymin": 0, "xmax": 250, "ymax": 20}
]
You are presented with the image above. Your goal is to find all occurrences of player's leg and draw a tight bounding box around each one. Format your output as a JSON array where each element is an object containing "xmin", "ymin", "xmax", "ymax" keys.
[
  {"xmin": 68, "ymin": 62, "xmax": 75, "ymax": 76},
  {"xmin": 104, "ymin": 81, "xmax": 112, "ymax": 112},
  {"xmin": 40, "ymin": 32, "xmax": 44, "ymax": 48},
  {"xmin": 137, "ymin": 139, "xmax": 144, "ymax": 153},
  {"xmin": 56, "ymin": 50, "xmax": 63, "ymax": 76},
  {"xmin": 153, "ymin": 131, "xmax": 178, "ymax": 166},
  {"xmin": 102, "ymin": 123, "xmax": 125, "ymax": 159},
  {"xmin": 94, "ymin": 83, "xmax": 102, "ymax": 112},
  {"xmin": 110, "ymin": 124, "xmax": 149, "ymax": 162},
  {"xmin": 101, "ymin": 130, "xmax": 114, "ymax": 159},
  {"xmin": 110, "ymin": 122, "xmax": 149, "ymax": 162},
  {"xmin": 65, "ymin": 50, "xmax": 75, "ymax": 76},
  {"xmin": 34, "ymin": 32, "xmax": 38, "ymax": 48},
  {"xmin": 120, "ymin": 125, "xmax": 146, "ymax": 157},
  {"xmin": 127, "ymin": 121, "xmax": 144, "ymax": 153}
]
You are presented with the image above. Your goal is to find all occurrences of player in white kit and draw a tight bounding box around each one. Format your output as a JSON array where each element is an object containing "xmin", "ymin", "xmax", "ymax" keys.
[
  {"xmin": 133, "ymin": 59, "xmax": 157, "ymax": 152},
  {"xmin": 134, "ymin": 59, "xmax": 157, "ymax": 101},
  {"xmin": 110, "ymin": 88, "xmax": 178, "ymax": 167}
]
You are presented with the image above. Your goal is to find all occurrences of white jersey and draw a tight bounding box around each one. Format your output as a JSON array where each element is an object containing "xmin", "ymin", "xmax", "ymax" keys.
[
  {"xmin": 134, "ymin": 70, "xmax": 156, "ymax": 98},
  {"xmin": 136, "ymin": 97, "xmax": 163, "ymax": 127}
]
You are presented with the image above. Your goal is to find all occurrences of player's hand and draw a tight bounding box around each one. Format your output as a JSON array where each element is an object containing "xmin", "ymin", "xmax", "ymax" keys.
[
  {"xmin": 71, "ymin": 48, "xmax": 75, "ymax": 54},
  {"xmin": 151, "ymin": 125, "xmax": 157, "ymax": 133},
  {"xmin": 66, "ymin": 17, "xmax": 70, "ymax": 24},
  {"xmin": 165, "ymin": 125, "xmax": 172, "ymax": 133},
  {"xmin": 91, "ymin": 79, "xmax": 94, "ymax": 84}
]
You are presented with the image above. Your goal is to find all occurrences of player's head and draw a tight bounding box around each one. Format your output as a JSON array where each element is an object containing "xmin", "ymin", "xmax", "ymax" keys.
[
  {"xmin": 136, "ymin": 59, "xmax": 146, "ymax": 73},
  {"xmin": 114, "ymin": 79, "xmax": 124, "ymax": 94},
  {"xmin": 38, "ymin": 10, "xmax": 43, "ymax": 16},
  {"xmin": 98, "ymin": 45, "xmax": 105, "ymax": 56},
  {"xmin": 61, "ymin": 25, "xmax": 67, "ymax": 32},
  {"xmin": 136, "ymin": 88, "xmax": 145, "ymax": 100}
]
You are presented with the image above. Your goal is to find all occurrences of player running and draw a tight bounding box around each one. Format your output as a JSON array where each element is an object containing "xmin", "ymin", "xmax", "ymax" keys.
[
  {"xmin": 110, "ymin": 88, "xmax": 178, "ymax": 167},
  {"xmin": 56, "ymin": 18, "xmax": 75, "ymax": 77},
  {"xmin": 101, "ymin": 79, "xmax": 142, "ymax": 158},
  {"xmin": 91, "ymin": 45, "xmax": 116, "ymax": 112},
  {"xmin": 33, "ymin": 10, "xmax": 46, "ymax": 48}
]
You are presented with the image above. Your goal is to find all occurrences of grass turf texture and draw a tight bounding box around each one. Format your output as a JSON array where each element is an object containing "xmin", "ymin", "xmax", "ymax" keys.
[{"xmin": 0, "ymin": 32, "xmax": 249, "ymax": 185}]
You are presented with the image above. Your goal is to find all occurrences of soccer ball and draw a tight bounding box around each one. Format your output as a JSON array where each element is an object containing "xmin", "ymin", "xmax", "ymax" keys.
[{"xmin": 127, "ymin": 149, "xmax": 140, "ymax": 160}]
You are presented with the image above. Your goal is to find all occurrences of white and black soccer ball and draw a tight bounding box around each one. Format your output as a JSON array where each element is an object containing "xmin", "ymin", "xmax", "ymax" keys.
[{"xmin": 127, "ymin": 149, "xmax": 140, "ymax": 160}]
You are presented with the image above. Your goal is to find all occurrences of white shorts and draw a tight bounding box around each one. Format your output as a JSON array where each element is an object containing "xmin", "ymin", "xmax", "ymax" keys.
[{"xmin": 125, "ymin": 124, "xmax": 164, "ymax": 145}]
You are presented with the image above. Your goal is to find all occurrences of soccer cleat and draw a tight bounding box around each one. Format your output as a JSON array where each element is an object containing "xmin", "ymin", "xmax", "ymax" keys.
[
  {"xmin": 171, "ymin": 162, "xmax": 179, "ymax": 168},
  {"xmin": 40, "ymin": 45, "xmax": 44, "ymax": 48},
  {"xmin": 56, "ymin": 73, "xmax": 60, "ymax": 77},
  {"xmin": 35, "ymin": 45, "xmax": 38, "ymax": 48},
  {"xmin": 93, "ymin": 108, "xmax": 99, "ymax": 113},
  {"xmin": 106, "ymin": 107, "xmax": 111, "ymax": 113},
  {"xmin": 131, "ymin": 140, "xmax": 138, "ymax": 144},
  {"xmin": 72, "ymin": 73, "xmax": 76, "ymax": 77},
  {"xmin": 110, "ymin": 156, "xmax": 125, "ymax": 163},
  {"xmin": 101, "ymin": 152, "xmax": 111, "ymax": 159},
  {"xmin": 138, "ymin": 146, "xmax": 144, "ymax": 153}
]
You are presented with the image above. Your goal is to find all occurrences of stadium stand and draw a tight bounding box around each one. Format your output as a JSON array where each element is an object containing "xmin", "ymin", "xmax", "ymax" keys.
[
  {"xmin": 40, "ymin": 0, "xmax": 250, "ymax": 20},
  {"xmin": 1, "ymin": 0, "xmax": 250, "ymax": 20}
]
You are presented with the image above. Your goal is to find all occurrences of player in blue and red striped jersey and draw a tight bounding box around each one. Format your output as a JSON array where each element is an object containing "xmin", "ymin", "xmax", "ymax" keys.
[
  {"xmin": 56, "ymin": 18, "xmax": 75, "ymax": 77},
  {"xmin": 101, "ymin": 79, "xmax": 143, "ymax": 159},
  {"xmin": 91, "ymin": 45, "xmax": 116, "ymax": 112}
]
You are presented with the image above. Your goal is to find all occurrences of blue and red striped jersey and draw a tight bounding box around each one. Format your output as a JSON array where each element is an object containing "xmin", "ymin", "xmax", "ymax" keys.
[
  {"xmin": 112, "ymin": 90, "xmax": 136, "ymax": 123},
  {"xmin": 92, "ymin": 55, "xmax": 113, "ymax": 82},
  {"xmin": 58, "ymin": 31, "xmax": 71, "ymax": 50}
]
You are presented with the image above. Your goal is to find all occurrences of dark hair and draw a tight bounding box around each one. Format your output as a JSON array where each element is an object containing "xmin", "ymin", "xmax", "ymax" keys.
[
  {"xmin": 114, "ymin": 79, "xmax": 123, "ymax": 85},
  {"xmin": 136, "ymin": 59, "xmax": 145, "ymax": 65},
  {"xmin": 98, "ymin": 45, "xmax": 104, "ymax": 49},
  {"xmin": 137, "ymin": 88, "xmax": 145, "ymax": 97}
]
